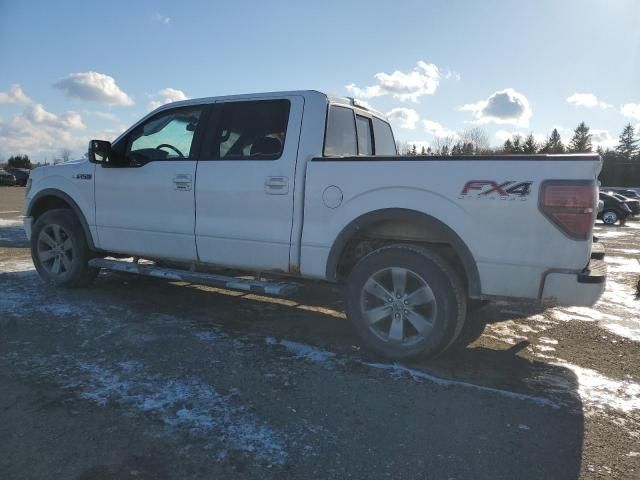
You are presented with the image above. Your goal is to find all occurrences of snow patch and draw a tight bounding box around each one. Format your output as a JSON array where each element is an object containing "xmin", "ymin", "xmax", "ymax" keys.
[
  {"xmin": 0, "ymin": 218, "xmax": 22, "ymax": 227},
  {"xmin": 70, "ymin": 360, "xmax": 289, "ymax": 464},
  {"xmin": 266, "ymin": 337, "xmax": 337, "ymax": 366},
  {"xmin": 366, "ymin": 362, "xmax": 561, "ymax": 409},
  {"xmin": 529, "ymin": 362, "xmax": 640, "ymax": 414},
  {"xmin": 0, "ymin": 258, "xmax": 35, "ymax": 273}
]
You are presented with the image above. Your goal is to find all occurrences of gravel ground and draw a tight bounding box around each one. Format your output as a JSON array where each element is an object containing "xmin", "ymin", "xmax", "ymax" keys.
[{"xmin": 0, "ymin": 186, "xmax": 639, "ymax": 479}]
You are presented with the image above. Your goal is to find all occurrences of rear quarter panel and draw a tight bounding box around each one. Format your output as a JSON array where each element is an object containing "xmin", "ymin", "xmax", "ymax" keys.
[{"xmin": 301, "ymin": 157, "xmax": 601, "ymax": 299}]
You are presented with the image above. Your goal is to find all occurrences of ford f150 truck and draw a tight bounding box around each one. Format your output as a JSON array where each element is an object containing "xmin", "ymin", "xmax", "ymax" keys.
[{"xmin": 23, "ymin": 90, "xmax": 606, "ymax": 359}]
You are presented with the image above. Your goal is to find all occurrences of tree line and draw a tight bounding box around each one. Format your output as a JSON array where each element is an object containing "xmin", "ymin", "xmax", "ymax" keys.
[
  {"xmin": 397, "ymin": 123, "xmax": 640, "ymax": 187},
  {"xmin": 0, "ymin": 148, "xmax": 74, "ymax": 170}
]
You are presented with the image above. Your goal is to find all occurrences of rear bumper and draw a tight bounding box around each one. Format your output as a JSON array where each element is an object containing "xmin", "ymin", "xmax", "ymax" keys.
[
  {"xmin": 23, "ymin": 216, "xmax": 33, "ymax": 241},
  {"xmin": 540, "ymin": 250, "xmax": 607, "ymax": 307}
]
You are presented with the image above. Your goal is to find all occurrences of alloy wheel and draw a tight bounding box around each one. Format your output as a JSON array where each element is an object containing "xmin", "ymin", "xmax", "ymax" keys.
[
  {"xmin": 37, "ymin": 223, "xmax": 73, "ymax": 277},
  {"xmin": 360, "ymin": 267, "xmax": 437, "ymax": 346}
]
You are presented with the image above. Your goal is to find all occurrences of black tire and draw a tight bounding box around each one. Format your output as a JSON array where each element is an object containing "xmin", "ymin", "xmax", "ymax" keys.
[
  {"xmin": 31, "ymin": 209, "xmax": 99, "ymax": 288},
  {"xmin": 346, "ymin": 244, "xmax": 467, "ymax": 360},
  {"xmin": 601, "ymin": 209, "xmax": 619, "ymax": 225}
]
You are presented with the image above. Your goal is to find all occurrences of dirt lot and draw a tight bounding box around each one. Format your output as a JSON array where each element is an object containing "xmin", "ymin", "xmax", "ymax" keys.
[{"xmin": 1, "ymin": 186, "xmax": 639, "ymax": 479}]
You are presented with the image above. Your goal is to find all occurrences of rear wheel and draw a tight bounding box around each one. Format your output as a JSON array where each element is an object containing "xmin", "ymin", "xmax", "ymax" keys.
[
  {"xmin": 601, "ymin": 210, "xmax": 619, "ymax": 225},
  {"xmin": 346, "ymin": 245, "xmax": 467, "ymax": 360},
  {"xmin": 31, "ymin": 209, "xmax": 99, "ymax": 287}
]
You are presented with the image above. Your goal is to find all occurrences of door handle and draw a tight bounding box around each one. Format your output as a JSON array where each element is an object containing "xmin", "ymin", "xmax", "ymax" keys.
[
  {"xmin": 265, "ymin": 176, "xmax": 289, "ymax": 195},
  {"xmin": 173, "ymin": 173, "xmax": 192, "ymax": 191}
]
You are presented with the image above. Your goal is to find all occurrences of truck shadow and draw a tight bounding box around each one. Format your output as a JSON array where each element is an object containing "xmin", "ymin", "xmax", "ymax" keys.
[{"xmin": 84, "ymin": 270, "xmax": 585, "ymax": 479}]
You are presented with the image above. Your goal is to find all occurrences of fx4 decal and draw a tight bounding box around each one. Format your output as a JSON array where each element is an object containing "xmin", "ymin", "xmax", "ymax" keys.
[{"xmin": 459, "ymin": 180, "xmax": 533, "ymax": 200}]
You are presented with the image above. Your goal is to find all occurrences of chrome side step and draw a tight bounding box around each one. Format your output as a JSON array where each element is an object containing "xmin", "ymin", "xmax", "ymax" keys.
[{"xmin": 88, "ymin": 258, "xmax": 298, "ymax": 297}]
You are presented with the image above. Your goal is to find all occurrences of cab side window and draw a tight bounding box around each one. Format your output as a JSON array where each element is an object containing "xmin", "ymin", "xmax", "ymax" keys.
[
  {"xmin": 212, "ymin": 100, "xmax": 290, "ymax": 160},
  {"xmin": 356, "ymin": 115, "xmax": 373, "ymax": 155},
  {"xmin": 126, "ymin": 106, "xmax": 203, "ymax": 163},
  {"xmin": 324, "ymin": 106, "xmax": 357, "ymax": 156}
]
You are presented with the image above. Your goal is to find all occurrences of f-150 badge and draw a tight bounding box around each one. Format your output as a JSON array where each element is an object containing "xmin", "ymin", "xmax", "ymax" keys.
[
  {"xmin": 72, "ymin": 173, "xmax": 92, "ymax": 180},
  {"xmin": 460, "ymin": 180, "xmax": 532, "ymax": 200}
]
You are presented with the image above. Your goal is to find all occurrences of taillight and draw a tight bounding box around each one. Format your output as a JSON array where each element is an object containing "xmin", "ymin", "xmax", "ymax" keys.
[{"xmin": 540, "ymin": 181, "xmax": 595, "ymax": 240}]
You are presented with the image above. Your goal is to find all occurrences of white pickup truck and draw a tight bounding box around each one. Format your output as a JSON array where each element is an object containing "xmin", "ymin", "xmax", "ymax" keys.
[{"xmin": 23, "ymin": 90, "xmax": 606, "ymax": 359}]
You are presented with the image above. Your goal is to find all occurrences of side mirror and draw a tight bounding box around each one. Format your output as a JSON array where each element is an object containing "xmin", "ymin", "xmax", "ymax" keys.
[{"xmin": 88, "ymin": 139, "xmax": 112, "ymax": 164}]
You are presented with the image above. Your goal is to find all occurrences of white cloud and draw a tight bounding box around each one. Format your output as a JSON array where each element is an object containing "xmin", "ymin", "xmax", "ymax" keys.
[
  {"xmin": 346, "ymin": 61, "xmax": 441, "ymax": 102},
  {"xmin": 442, "ymin": 68, "xmax": 461, "ymax": 81},
  {"xmin": 460, "ymin": 88, "xmax": 532, "ymax": 127},
  {"xmin": 153, "ymin": 13, "xmax": 171, "ymax": 24},
  {"xmin": 0, "ymin": 108, "xmax": 88, "ymax": 160},
  {"xmin": 0, "ymin": 85, "xmax": 93, "ymax": 160},
  {"xmin": 54, "ymin": 72, "xmax": 134, "ymax": 106},
  {"xmin": 0, "ymin": 84, "xmax": 31, "ymax": 104},
  {"xmin": 566, "ymin": 93, "xmax": 611, "ymax": 109},
  {"xmin": 591, "ymin": 129, "xmax": 616, "ymax": 149},
  {"xmin": 621, "ymin": 103, "xmax": 640, "ymax": 121},
  {"xmin": 386, "ymin": 108, "xmax": 419, "ymax": 129},
  {"xmin": 24, "ymin": 103, "xmax": 85, "ymax": 130},
  {"xmin": 148, "ymin": 88, "xmax": 190, "ymax": 110},
  {"xmin": 423, "ymin": 119, "xmax": 458, "ymax": 139}
]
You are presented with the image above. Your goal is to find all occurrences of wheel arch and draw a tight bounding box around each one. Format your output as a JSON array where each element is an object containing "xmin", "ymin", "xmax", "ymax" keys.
[
  {"xmin": 326, "ymin": 208, "xmax": 481, "ymax": 298},
  {"xmin": 27, "ymin": 188, "xmax": 96, "ymax": 250}
]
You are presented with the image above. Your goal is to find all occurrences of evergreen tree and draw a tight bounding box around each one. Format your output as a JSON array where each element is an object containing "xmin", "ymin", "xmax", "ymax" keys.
[
  {"xmin": 7, "ymin": 154, "xmax": 32, "ymax": 169},
  {"xmin": 568, "ymin": 122, "xmax": 592, "ymax": 153},
  {"xmin": 615, "ymin": 124, "xmax": 639, "ymax": 161},
  {"xmin": 540, "ymin": 128, "xmax": 565, "ymax": 153},
  {"xmin": 420, "ymin": 145, "xmax": 426, "ymax": 155},
  {"xmin": 511, "ymin": 134, "xmax": 523, "ymax": 153},
  {"xmin": 503, "ymin": 138, "xmax": 514, "ymax": 153},
  {"xmin": 523, "ymin": 134, "xmax": 537, "ymax": 154},
  {"xmin": 410, "ymin": 144, "xmax": 417, "ymax": 156}
]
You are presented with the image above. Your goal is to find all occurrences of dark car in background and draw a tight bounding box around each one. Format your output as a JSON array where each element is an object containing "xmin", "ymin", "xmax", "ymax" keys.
[
  {"xmin": 607, "ymin": 191, "xmax": 640, "ymax": 216},
  {"xmin": 4, "ymin": 168, "xmax": 30, "ymax": 186},
  {"xmin": 608, "ymin": 188, "xmax": 640, "ymax": 199},
  {"xmin": 598, "ymin": 192, "xmax": 631, "ymax": 225},
  {"xmin": 0, "ymin": 169, "xmax": 17, "ymax": 186}
]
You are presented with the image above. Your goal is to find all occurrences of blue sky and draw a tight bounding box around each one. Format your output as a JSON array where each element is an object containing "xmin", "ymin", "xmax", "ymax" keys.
[{"xmin": 0, "ymin": 0, "xmax": 639, "ymax": 161}]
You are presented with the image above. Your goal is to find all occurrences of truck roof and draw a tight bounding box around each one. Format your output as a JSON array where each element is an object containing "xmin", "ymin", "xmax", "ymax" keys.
[{"xmin": 151, "ymin": 90, "xmax": 388, "ymax": 121}]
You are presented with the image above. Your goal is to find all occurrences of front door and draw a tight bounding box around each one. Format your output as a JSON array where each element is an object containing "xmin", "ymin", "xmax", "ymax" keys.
[
  {"xmin": 94, "ymin": 104, "xmax": 206, "ymax": 261},
  {"xmin": 195, "ymin": 97, "xmax": 303, "ymax": 272}
]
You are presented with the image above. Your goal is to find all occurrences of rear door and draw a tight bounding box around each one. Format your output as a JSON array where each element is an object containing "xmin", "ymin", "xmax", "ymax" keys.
[
  {"xmin": 94, "ymin": 104, "xmax": 207, "ymax": 260},
  {"xmin": 195, "ymin": 96, "xmax": 303, "ymax": 272}
]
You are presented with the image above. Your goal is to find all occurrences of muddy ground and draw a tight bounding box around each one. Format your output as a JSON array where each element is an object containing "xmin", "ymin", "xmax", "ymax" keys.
[{"xmin": 0, "ymin": 186, "xmax": 639, "ymax": 479}]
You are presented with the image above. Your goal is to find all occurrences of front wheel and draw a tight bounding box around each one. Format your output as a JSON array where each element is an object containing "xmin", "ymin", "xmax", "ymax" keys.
[
  {"xmin": 346, "ymin": 245, "xmax": 467, "ymax": 360},
  {"xmin": 601, "ymin": 210, "xmax": 619, "ymax": 225},
  {"xmin": 31, "ymin": 209, "xmax": 99, "ymax": 288}
]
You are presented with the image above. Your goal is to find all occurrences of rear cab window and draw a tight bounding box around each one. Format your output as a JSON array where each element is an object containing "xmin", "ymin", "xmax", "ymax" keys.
[
  {"xmin": 372, "ymin": 117, "xmax": 397, "ymax": 155},
  {"xmin": 324, "ymin": 104, "xmax": 397, "ymax": 157}
]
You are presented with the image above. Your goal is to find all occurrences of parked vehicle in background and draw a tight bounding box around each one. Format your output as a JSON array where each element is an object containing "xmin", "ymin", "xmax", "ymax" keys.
[
  {"xmin": 607, "ymin": 191, "xmax": 640, "ymax": 216},
  {"xmin": 22, "ymin": 90, "xmax": 607, "ymax": 360},
  {"xmin": 598, "ymin": 192, "xmax": 631, "ymax": 225},
  {"xmin": 0, "ymin": 169, "xmax": 17, "ymax": 186},
  {"xmin": 608, "ymin": 188, "xmax": 640, "ymax": 199},
  {"xmin": 5, "ymin": 168, "xmax": 30, "ymax": 187}
]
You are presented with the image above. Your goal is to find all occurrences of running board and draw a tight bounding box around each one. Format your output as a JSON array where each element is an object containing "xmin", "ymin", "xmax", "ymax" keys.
[{"xmin": 88, "ymin": 258, "xmax": 299, "ymax": 297}]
